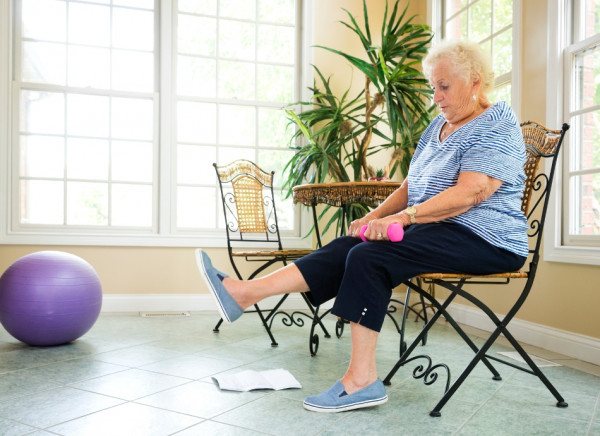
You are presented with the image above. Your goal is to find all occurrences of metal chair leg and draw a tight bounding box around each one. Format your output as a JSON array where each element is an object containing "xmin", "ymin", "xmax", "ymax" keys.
[
  {"xmin": 384, "ymin": 291, "xmax": 457, "ymax": 385},
  {"xmin": 252, "ymin": 303, "xmax": 279, "ymax": 347},
  {"xmin": 213, "ymin": 318, "xmax": 224, "ymax": 333}
]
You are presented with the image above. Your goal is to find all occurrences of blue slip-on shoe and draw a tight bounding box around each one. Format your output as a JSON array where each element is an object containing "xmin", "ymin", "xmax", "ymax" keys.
[
  {"xmin": 195, "ymin": 249, "xmax": 243, "ymax": 324},
  {"xmin": 303, "ymin": 379, "xmax": 388, "ymax": 413}
]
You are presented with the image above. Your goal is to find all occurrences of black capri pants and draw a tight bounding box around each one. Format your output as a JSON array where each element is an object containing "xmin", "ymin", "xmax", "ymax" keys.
[{"xmin": 294, "ymin": 222, "xmax": 526, "ymax": 333}]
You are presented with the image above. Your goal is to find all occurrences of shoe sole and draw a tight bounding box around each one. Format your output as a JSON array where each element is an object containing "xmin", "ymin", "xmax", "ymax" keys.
[
  {"xmin": 303, "ymin": 395, "xmax": 388, "ymax": 413},
  {"xmin": 195, "ymin": 249, "xmax": 232, "ymax": 324}
]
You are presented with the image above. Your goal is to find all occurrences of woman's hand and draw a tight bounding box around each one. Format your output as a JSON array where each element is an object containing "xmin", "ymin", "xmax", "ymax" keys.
[
  {"xmin": 348, "ymin": 217, "xmax": 371, "ymax": 238},
  {"xmin": 353, "ymin": 216, "xmax": 406, "ymax": 241}
]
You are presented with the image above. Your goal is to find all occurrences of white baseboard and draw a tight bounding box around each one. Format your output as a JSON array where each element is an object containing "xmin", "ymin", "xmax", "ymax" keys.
[
  {"xmin": 444, "ymin": 303, "xmax": 600, "ymax": 366},
  {"xmin": 101, "ymin": 293, "xmax": 333, "ymax": 314},
  {"xmin": 101, "ymin": 294, "xmax": 600, "ymax": 366}
]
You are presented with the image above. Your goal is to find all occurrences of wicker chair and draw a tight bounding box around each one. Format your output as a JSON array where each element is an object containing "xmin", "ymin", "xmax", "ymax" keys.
[
  {"xmin": 383, "ymin": 121, "xmax": 570, "ymax": 417},
  {"xmin": 212, "ymin": 159, "xmax": 316, "ymax": 347}
]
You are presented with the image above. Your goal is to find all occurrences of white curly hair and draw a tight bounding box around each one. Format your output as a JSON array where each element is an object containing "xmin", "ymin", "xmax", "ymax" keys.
[{"xmin": 422, "ymin": 39, "xmax": 495, "ymax": 94}]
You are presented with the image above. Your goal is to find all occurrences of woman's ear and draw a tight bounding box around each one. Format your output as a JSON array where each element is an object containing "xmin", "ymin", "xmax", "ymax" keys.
[{"xmin": 471, "ymin": 71, "xmax": 482, "ymax": 95}]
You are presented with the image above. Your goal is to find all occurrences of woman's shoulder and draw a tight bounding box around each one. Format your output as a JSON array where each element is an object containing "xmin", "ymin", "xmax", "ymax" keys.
[
  {"xmin": 480, "ymin": 101, "xmax": 518, "ymax": 124},
  {"xmin": 469, "ymin": 101, "xmax": 520, "ymax": 138}
]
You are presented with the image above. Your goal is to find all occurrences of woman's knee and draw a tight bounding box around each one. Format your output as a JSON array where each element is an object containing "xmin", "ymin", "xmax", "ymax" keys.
[
  {"xmin": 345, "ymin": 242, "xmax": 390, "ymax": 274},
  {"xmin": 329, "ymin": 235, "xmax": 362, "ymax": 251}
]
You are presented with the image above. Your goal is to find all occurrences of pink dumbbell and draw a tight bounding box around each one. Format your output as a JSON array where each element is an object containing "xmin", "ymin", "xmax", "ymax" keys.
[{"xmin": 360, "ymin": 223, "xmax": 404, "ymax": 242}]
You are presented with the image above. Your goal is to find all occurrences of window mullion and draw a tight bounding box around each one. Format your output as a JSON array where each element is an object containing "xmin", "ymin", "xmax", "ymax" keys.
[
  {"xmin": 510, "ymin": 0, "xmax": 522, "ymax": 119},
  {"xmin": 569, "ymin": 103, "xmax": 600, "ymax": 118},
  {"xmin": 159, "ymin": 0, "xmax": 173, "ymax": 236},
  {"xmin": 8, "ymin": 1, "xmax": 18, "ymax": 234}
]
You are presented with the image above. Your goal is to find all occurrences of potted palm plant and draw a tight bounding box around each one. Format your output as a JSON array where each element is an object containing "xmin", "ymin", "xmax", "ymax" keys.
[
  {"xmin": 369, "ymin": 168, "xmax": 390, "ymax": 182},
  {"xmin": 283, "ymin": 0, "xmax": 434, "ymax": 235}
]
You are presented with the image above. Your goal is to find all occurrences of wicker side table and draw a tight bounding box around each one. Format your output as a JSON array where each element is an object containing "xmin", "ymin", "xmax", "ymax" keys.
[{"xmin": 292, "ymin": 181, "xmax": 401, "ymax": 247}]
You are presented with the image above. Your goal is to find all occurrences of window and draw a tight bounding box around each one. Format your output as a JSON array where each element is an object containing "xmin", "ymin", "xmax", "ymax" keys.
[
  {"xmin": 546, "ymin": 0, "xmax": 600, "ymax": 265},
  {"xmin": 16, "ymin": 0, "xmax": 156, "ymax": 231},
  {"xmin": 1, "ymin": 0, "xmax": 310, "ymax": 247},
  {"xmin": 430, "ymin": 0, "xmax": 520, "ymax": 112},
  {"xmin": 563, "ymin": 3, "xmax": 600, "ymax": 241}
]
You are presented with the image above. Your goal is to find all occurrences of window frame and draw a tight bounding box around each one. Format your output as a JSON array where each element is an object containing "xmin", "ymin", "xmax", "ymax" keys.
[
  {"xmin": 0, "ymin": 0, "xmax": 314, "ymax": 248},
  {"xmin": 562, "ymin": 34, "xmax": 600, "ymax": 247},
  {"xmin": 545, "ymin": 0, "xmax": 600, "ymax": 265}
]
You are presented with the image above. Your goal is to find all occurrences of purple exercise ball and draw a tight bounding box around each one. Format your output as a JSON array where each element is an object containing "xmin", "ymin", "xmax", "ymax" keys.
[{"xmin": 0, "ymin": 251, "xmax": 102, "ymax": 346}]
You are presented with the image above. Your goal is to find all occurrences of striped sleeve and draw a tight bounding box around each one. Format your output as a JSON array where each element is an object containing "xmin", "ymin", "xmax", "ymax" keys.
[{"xmin": 459, "ymin": 108, "xmax": 525, "ymax": 184}]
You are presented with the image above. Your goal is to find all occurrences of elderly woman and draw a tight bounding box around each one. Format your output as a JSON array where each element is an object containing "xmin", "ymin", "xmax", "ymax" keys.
[{"xmin": 197, "ymin": 39, "xmax": 528, "ymax": 413}]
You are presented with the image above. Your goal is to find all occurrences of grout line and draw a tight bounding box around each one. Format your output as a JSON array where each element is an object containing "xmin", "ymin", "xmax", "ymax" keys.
[
  {"xmin": 451, "ymin": 369, "xmax": 510, "ymax": 435},
  {"xmin": 586, "ymin": 391, "xmax": 600, "ymax": 435}
]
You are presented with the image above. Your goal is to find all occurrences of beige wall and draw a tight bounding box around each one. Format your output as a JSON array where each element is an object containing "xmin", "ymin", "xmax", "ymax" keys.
[
  {"xmin": 1, "ymin": 1, "xmax": 598, "ymax": 341},
  {"xmin": 0, "ymin": 245, "xmax": 209, "ymax": 295}
]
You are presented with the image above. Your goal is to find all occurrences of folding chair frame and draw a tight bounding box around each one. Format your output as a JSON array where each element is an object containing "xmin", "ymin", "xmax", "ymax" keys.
[
  {"xmin": 212, "ymin": 160, "xmax": 329, "ymax": 352},
  {"xmin": 383, "ymin": 121, "xmax": 570, "ymax": 417}
]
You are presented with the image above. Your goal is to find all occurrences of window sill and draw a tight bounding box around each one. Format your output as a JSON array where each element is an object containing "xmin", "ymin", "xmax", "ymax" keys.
[
  {"xmin": 0, "ymin": 232, "xmax": 315, "ymax": 249},
  {"xmin": 543, "ymin": 243, "xmax": 600, "ymax": 266}
]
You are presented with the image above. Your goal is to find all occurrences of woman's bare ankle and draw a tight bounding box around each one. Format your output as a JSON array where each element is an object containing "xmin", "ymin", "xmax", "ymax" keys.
[
  {"xmin": 340, "ymin": 376, "xmax": 377, "ymax": 395},
  {"xmin": 221, "ymin": 277, "xmax": 252, "ymax": 310}
]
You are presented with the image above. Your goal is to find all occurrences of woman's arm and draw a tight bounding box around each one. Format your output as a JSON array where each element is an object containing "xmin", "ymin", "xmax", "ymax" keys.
[
  {"xmin": 367, "ymin": 180, "xmax": 409, "ymax": 219},
  {"xmin": 412, "ymin": 171, "xmax": 503, "ymax": 224},
  {"xmin": 357, "ymin": 171, "xmax": 503, "ymax": 240}
]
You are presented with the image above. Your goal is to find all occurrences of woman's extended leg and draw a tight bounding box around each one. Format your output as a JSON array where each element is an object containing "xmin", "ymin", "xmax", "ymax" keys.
[
  {"xmin": 199, "ymin": 236, "xmax": 362, "ymax": 312},
  {"xmin": 223, "ymin": 263, "xmax": 309, "ymax": 310},
  {"xmin": 196, "ymin": 237, "xmax": 360, "ymax": 323}
]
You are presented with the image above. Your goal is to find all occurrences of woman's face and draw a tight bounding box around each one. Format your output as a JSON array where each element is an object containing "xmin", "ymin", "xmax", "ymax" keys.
[{"xmin": 429, "ymin": 58, "xmax": 478, "ymax": 124}]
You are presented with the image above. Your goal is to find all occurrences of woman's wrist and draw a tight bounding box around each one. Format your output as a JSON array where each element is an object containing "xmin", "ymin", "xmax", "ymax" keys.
[
  {"xmin": 363, "ymin": 212, "xmax": 379, "ymax": 222},
  {"xmin": 396, "ymin": 211, "xmax": 413, "ymax": 227}
]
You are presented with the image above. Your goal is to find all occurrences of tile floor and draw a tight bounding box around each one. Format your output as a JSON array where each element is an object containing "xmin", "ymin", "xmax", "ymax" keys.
[{"xmin": 0, "ymin": 309, "xmax": 599, "ymax": 436}]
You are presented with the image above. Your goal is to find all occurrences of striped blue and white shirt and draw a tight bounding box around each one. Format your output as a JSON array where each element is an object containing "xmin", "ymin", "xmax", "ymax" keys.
[{"xmin": 407, "ymin": 101, "xmax": 529, "ymax": 257}]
